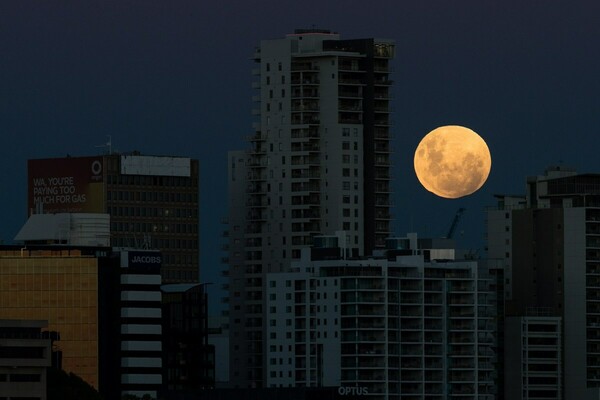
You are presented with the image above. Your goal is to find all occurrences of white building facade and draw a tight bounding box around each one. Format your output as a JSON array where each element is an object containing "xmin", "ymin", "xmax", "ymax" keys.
[{"xmin": 264, "ymin": 236, "xmax": 498, "ymax": 399}]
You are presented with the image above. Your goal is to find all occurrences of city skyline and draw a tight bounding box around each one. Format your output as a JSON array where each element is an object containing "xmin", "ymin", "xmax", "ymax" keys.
[{"xmin": 2, "ymin": 1, "xmax": 600, "ymax": 314}]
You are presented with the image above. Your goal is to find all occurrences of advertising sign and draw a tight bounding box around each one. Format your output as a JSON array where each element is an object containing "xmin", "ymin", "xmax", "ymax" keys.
[{"xmin": 28, "ymin": 156, "xmax": 104, "ymax": 214}]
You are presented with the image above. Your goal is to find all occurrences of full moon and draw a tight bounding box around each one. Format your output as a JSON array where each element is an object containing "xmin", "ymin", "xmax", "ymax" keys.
[{"xmin": 414, "ymin": 125, "xmax": 491, "ymax": 199}]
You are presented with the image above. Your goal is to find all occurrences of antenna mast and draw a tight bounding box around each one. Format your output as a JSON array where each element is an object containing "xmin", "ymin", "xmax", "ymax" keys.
[{"xmin": 95, "ymin": 135, "xmax": 112, "ymax": 155}]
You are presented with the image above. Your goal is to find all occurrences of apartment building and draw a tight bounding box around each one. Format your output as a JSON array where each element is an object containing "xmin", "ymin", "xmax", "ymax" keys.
[
  {"xmin": 226, "ymin": 29, "xmax": 395, "ymax": 388},
  {"xmin": 263, "ymin": 234, "xmax": 497, "ymax": 399}
]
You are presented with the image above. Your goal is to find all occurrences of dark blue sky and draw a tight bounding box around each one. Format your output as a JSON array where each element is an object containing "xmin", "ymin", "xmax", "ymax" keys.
[{"xmin": 2, "ymin": 1, "xmax": 600, "ymax": 312}]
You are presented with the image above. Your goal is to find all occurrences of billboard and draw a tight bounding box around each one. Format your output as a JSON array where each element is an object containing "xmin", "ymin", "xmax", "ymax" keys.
[{"xmin": 28, "ymin": 156, "xmax": 105, "ymax": 214}]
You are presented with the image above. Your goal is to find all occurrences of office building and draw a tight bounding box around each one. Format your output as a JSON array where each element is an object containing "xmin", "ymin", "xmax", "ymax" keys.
[
  {"xmin": 102, "ymin": 250, "xmax": 164, "ymax": 399},
  {"xmin": 27, "ymin": 153, "xmax": 199, "ymax": 283},
  {"xmin": 487, "ymin": 166, "xmax": 600, "ymax": 399},
  {"xmin": 226, "ymin": 29, "xmax": 395, "ymax": 388},
  {"xmin": 0, "ymin": 319, "xmax": 51, "ymax": 400},
  {"xmin": 9, "ymin": 214, "xmax": 164, "ymax": 398},
  {"xmin": 0, "ymin": 248, "xmax": 100, "ymax": 388},
  {"xmin": 263, "ymin": 234, "xmax": 497, "ymax": 399}
]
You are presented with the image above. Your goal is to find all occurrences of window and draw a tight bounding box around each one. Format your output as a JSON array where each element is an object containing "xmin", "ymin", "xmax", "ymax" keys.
[
  {"xmin": 343, "ymin": 209, "xmax": 350, "ymax": 217},
  {"xmin": 343, "ymin": 222, "xmax": 351, "ymax": 230},
  {"xmin": 266, "ymin": 76, "xmax": 271, "ymax": 85},
  {"xmin": 343, "ymin": 168, "xmax": 350, "ymax": 177},
  {"xmin": 343, "ymin": 182, "xmax": 350, "ymax": 190},
  {"xmin": 342, "ymin": 128, "xmax": 350, "ymax": 137},
  {"xmin": 342, "ymin": 142, "xmax": 350, "ymax": 150},
  {"xmin": 281, "ymin": 75, "xmax": 285, "ymax": 84},
  {"xmin": 266, "ymin": 63, "xmax": 270, "ymax": 71},
  {"xmin": 270, "ymin": 281, "xmax": 276, "ymax": 288},
  {"xmin": 342, "ymin": 155, "xmax": 350, "ymax": 163},
  {"xmin": 343, "ymin": 196, "xmax": 350, "ymax": 204}
]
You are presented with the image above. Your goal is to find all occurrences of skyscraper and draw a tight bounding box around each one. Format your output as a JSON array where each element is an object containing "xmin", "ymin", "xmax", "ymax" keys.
[
  {"xmin": 487, "ymin": 166, "xmax": 600, "ymax": 399},
  {"xmin": 27, "ymin": 153, "xmax": 199, "ymax": 283},
  {"xmin": 226, "ymin": 29, "xmax": 395, "ymax": 388}
]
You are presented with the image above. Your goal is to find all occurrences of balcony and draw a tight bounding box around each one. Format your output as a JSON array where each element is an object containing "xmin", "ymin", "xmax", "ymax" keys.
[
  {"xmin": 339, "ymin": 114, "xmax": 362, "ymax": 124},
  {"xmin": 291, "ymin": 115, "xmax": 320, "ymax": 125},
  {"xmin": 339, "ymin": 76, "xmax": 365, "ymax": 86},
  {"xmin": 291, "ymin": 182, "xmax": 320, "ymax": 193},
  {"xmin": 291, "ymin": 101, "xmax": 320, "ymax": 112},
  {"xmin": 339, "ymin": 88, "xmax": 362, "ymax": 98},
  {"xmin": 291, "ymin": 63, "xmax": 320, "ymax": 72},
  {"xmin": 291, "ymin": 89, "xmax": 320, "ymax": 98},
  {"xmin": 374, "ymin": 78, "xmax": 393, "ymax": 86},
  {"xmin": 291, "ymin": 77, "xmax": 320, "ymax": 85}
]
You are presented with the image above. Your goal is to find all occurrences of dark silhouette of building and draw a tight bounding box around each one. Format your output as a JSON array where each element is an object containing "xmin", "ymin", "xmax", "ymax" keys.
[
  {"xmin": 487, "ymin": 166, "xmax": 600, "ymax": 399},
  {"xmin": 162, "ymin": 283, "xmax": 215, "ymax": 394},
  {"xmin": 0, "ymin": 319, "xmax": 51, "ymax": 400}
]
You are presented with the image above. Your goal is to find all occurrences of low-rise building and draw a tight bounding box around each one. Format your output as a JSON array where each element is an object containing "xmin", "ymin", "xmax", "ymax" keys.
[{"xmin": 0, "ymin": 319, "xmax": 51, "ymax": 400}]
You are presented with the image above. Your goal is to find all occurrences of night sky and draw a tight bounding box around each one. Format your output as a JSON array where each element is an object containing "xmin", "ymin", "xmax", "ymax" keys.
[{"xmin": 2, "ymin": 1, "xmax": 600, "ymax": 312}]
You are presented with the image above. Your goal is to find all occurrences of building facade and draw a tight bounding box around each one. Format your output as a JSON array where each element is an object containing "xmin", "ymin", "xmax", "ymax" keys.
[
  {"xmin": 0, "ymin": 240, "xmax": 164, "ymax": 398},
  {"xmin": 162, "ymin": 283, "xmax": 215, "ymax": 393},
  {"xmin": 263, "ymin": 235, "xmax": 498, "ymax": 399},
  {"xmin": 487, "ymin": 166, "xmax": 600, "ymax": 399},
  {"xmin": 504, "ymin": 315, "xmax": 562, "ymax": 400},
  {"xmin": 27, "ymin": 153, "xmax": 199, "ymax": 283},
  {"xmin": 0, "ymin": 248, "xmax": 100, "ymax": 388},
  {"xmin": 100, "ymin": 250, "xmax": 164, "ymax": 399},
  {"xmin": 226, "ymin": 29, "xmax": 395, "ymax": 388},
  {"xmin": 0, "ymin": 319, "xmax": 51, "ymax": 400}
]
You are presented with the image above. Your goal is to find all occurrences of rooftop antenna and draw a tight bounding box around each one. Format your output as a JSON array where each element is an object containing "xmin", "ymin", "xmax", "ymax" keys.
[{"xmin": 95, "ymin": 135, "xmax": 112, "ymax": 155}]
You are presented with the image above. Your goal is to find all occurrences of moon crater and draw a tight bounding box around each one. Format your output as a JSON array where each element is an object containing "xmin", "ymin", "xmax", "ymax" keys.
[{"xmin": 414, "ymin": 126, "xmax": 491, "ymax": 199}]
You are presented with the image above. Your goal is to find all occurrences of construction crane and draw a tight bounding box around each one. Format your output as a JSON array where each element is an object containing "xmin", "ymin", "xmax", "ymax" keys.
[{"xmin": 446, "ymin": 207, "xmax": 466, "ymax": 239}]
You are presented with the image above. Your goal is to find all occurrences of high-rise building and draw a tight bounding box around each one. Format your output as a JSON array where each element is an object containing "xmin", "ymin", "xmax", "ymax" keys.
[
  {"xmin": 487, "ymin": 166, "xmax": 600, "ymax": 399},
  {"xmin": 226, "ymin": 29, "xmax": 395, "ymax": 388},
  {"xmin": 263, "ymin": 234, "xmax": 497, "ymax": 399},
  {"xmin": 27, "ymin": 153, "xmax": 199, "ymax": 283}
]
